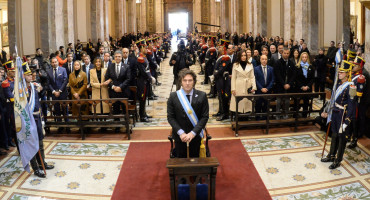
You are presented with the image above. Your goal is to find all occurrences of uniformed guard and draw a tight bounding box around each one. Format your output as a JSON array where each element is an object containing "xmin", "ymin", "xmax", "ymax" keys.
[
  {"xmin": 136, "ymin": 46, "xmax": 156, "ymax": 122},
  {"xmin": 198, "ymin": 36, "xmax": 208, "ymax": 76},
  {"xmin": 204, "ymin": 37, "xmax": 218, "ymax": 98},
  {"xmin": 1, "ymin": 61, "xmax": 17, "ymax": 149},
  {"xmin": 321, "ymin": 61, "xmax": 356, "ymax": 169},
  {"xmin": 347, "ymin": 56, "xmax": 366, "ymax": 148},
  {"xmin": 214, "ymin": 39, "xmax": 232, "ymax": 121},
  {"xmin": 22, "ymin": 63, "xmax": 54, "ymax": 178}
]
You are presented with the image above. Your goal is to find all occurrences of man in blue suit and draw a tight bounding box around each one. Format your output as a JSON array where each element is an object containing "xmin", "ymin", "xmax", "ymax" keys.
[
  {"xmin": 47, "ymin": 57, "xmax": 69, "ymax": 133},
  {"xmin": 254, "ymin": 55, "xmax": 275, "ymax": 120}
]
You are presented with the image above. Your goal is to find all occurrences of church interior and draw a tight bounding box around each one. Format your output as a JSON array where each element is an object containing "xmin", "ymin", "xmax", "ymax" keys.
[{"xmin": 0, "ymin": 0, "xmax": 370, "ymax": 199}]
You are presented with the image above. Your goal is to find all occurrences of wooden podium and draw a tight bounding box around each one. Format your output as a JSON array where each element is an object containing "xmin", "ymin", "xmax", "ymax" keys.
[{"xmin": 166, "ymin": 157, "xmax": 219, "ymax": 200}]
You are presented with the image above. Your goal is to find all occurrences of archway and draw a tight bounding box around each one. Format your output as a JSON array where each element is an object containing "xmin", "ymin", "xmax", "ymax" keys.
[{"xmin": 168, "ymin": 12, "xmax": 189, "ymax": 36}]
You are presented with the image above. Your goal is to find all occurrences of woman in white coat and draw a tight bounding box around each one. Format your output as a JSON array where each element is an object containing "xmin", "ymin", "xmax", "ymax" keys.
[{"xmin": 230, "ymin": 50, "xmax": 257, "ymax": 113}]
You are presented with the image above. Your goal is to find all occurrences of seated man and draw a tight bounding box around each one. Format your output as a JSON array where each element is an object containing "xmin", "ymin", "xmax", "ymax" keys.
[{"xmin": 167, "ymin": 69, "xmax": 209, "ymax": 158}]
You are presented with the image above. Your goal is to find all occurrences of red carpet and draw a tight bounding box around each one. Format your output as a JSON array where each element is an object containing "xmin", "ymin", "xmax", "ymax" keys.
[{"xmin": 112, "ymin": 140, "xmax": 271, "ymax": 200}]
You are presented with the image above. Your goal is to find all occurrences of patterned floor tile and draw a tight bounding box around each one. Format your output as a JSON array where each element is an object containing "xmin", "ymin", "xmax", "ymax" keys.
[
  {"xmin": 9, "ymin": 193, "xmax": 58, "ymax": 200},
  {"xmin": 20, "ymin": 158, "xmax": 122, "ymax": 196},
  {"xmin": 0, "ymin": 156, "xmax": 25, "ymax": 187},
  {"xmin": 344, "ymin": 147, "xmax": 370, "ymax": 175},
  {"xmin": 251, "ymin": 150, "xmax": 353, "ymax": 190},
  {"xmin": 48, "ymin": 143, "xmax": 129, "ymax": 157},
  {"xmin": 242, "ymin": 134, "xmax": 320, "ymax": 152},
  {"xmin": 272, "ymin": 181, "xmax": 370, "ymax": 200}
]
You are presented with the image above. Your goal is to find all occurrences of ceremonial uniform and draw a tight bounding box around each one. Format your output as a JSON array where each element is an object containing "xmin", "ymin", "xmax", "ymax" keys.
[
  {"xmin": 348, "ymin": 56, "xmax": 366, "ymax": 148},
  {"xmin": 214, "ymin": 55, "xmax": 232, "ymax": 120},
  {"xmin": 204, "ymin": 47, "xmax": 218, "ymax": 86},
  {"xmin": 321, "ymin": 61, "xmax": 356, "ymax": 169},
  {"xmin": 1, "ymin": 61, "xmax": 16, "ymax": 148},
  {"xmin": 136, "ymin": 55, "xmax": 153, "ymax": 122}
]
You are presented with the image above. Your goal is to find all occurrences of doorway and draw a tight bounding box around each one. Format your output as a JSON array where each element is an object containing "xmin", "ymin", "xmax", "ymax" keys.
[{"xmin": 168, "ymin": 12, "xmax": 189, "ymax": 37}]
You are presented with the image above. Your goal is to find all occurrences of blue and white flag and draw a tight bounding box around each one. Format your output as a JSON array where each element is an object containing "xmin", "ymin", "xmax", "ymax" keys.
[
  {"xmin": 13, "ymin": 57, "xmax": 39, "ymax": 173},
  {"xmin": 335, "ymin": 48, "xmax": 342, "ymax": 64}
]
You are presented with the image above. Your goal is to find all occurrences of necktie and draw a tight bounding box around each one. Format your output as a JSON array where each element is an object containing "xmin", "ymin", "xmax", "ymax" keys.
[
  {"xmin": 70, "ymin": 63, "xmax": 73, "ymax": 73},
  {"xmin": 54, "ymin": 68, "xmax": 57, "ymax": 82},
  {"xmin": 124, "ymin": 59, "xmax": 127, "ymax": 64},
  {"xmin": 186, "ymin": 95, "xmax": 191, "ymax": 103},
  {"xmin": 263, "ymin": 66, "xmax": 267, "ymax": 84},
  {"xmin": 116, "ymin": 64, "xmax": 120, "ymax": 78},
  {"xmin": 86, "ymin": 65, "xmax": 89, "ymax": 81}
]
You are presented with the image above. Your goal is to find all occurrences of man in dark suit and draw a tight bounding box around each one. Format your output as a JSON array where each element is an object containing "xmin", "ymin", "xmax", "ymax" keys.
[
  {"xmin": 105, "ymin": 50, "xmax": 131, "ymax": 132},
  {"xmin": 254, "ymin": 55, "xmax": 275, "ymax": 120},
  {"xmin": 47, "ymin": 57, "xmax": 69, "ymax": 133},
  {"xmin": 122, "ymin": 48, "xmax": 137, "ymax": 87},
  {"xmin": 62, "ymin": 52, "xmax": 74, "ymax": 77},
  {"xmin": 82, "ymin": 55, "xmax": 95, "ymax": 87},
  {"xmin": 103, "ymin": 52, "xmax": 112, "ymax": 69},
  {"xmin": 274, "ymin": 48, "xmax": 297, "ymax": 119},
  {"xmin": 167, "ymin": 69, "xmax": 209, "ymax": 158}
]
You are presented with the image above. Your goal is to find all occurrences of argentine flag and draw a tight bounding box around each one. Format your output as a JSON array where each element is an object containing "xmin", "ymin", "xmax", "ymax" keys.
[{"xmin": 335, "ymin": 48, "xmax": 342, "ymax": 64}]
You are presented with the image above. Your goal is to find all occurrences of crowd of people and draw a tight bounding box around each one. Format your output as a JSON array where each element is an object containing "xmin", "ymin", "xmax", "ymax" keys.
[{"xmin": 0, "ymin": 30, "xmax": 368, "ymax": 173}]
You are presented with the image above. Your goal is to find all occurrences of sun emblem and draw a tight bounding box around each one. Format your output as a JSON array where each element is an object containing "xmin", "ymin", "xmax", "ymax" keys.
[
  {"xmin": 280, "ymin": 156, "xmax": 292, "ymax": 162},
  {"xmin": 304, "ymin": 163, "xmax": 316, "ymax": 169},
  {"xmin": 292, "ymin": 174, "xmax": 305, "ymax": 181},
  {"xmin": 330, "ymin": 169, "xmax": 342, "ymax": 176},
  {"xmin": 55, "ymin": 171, "xmax": 67, "ymax": 178},
  {"xmin": 30, "ymin": 179, "xmax": 42, "ymax": 186},
  {"xmin": 79, "ymin": 163, "xmax": 91, "ymax": 169},
  {"xmin": 93, "ymin": 173, "xmax": 106, "ymax": 180},
  {"xmin": 266, "ymin": 167, "xmax": 279, "ymax": 174},
  {"xmin": 67, "ymin": 182, "xmax": 80, "ymax": 190}
]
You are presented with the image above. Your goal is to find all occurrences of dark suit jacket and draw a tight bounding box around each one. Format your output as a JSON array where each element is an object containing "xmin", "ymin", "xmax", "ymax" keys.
[
  {"xmin": 254, "ymin": 65, "xmax": 275, "ymax": 93},
  {"xmin": 105, "ymin": 61, "xmax": 131, "ymax": 97},
  {"xmin": 296, "ymin": 64, "xmax": 314, "ymax": 92},
  {"xmin": 82, "ymin": 63, "xmax": 95, "ymax": 85},
  {"xmin": 167, "ymin": 89, "xmax": 209, "ymax": 157},
  {"xmin": 47, "ymin": 67, "xmax": 68, "ymax": 99},
  {"xmin": 124, "ymin": 56, "xmax": 137, "ymax": 86},
  {"xmin": 274, "ymin": 58, "xmax": 297, "ymax": 93},
  {"xmin": 62, "ymin": 61, "xmax": 75, "ymax": 77}
]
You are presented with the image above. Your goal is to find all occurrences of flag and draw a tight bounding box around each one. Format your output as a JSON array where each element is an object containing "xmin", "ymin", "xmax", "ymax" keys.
[
  {"xmin": 335, "ymin": 48, "xmax": 342, "ymax": 65},
  {"xmin": 13, "ymin": 57, "xmax": 39, "ymax": 173},
  {"xmin": 326, "ymin": 64, "xmax": 340, "ymax": 124}
]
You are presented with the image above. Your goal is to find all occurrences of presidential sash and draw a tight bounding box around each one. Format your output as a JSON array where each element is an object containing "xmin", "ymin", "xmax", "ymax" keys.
[
  {"xmin": 176, "ymin": 88, "xmax": 204, "ymax": 138},
  {"xmin": 334, "ymin": 81, "xmax": 353, "ymax": 101}
]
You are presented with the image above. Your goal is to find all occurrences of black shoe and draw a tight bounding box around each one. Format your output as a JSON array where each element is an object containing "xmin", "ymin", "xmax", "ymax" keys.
[
  {"xmin": 9, "ymin": 141, "xmax": 16, "ymax": 147},
  {"xmin": 198, "ymin": 71, "xmax": 204, "ymax": 75},
  {"xmin": 321, "ymin": 157, "xmax": 335, "ymax": 162},
  {"xmin": 212, "ymin": 112, "xmax": 221, "ymax": 117},
  {"xmin": 57, "ymin": 127, "xmax": 64, "ymax": 133},
  {"xmin": 217, "ymin": 115, "xmax": 229, "ymax": 121},
  {"xmin": 40, "ymin": 163, "xmax": 54, "ymax": 170},
  {"xmin": 153, "ymin": 94, "xmax": 159, "ymax": 97},
  {"xmin": 208, "ymin": 94, "xmax": 216, "ymax": 98},
  {"xmin": 140, "ymin": 117, "xmax": 151, "ymax": 122},
  {"xmin": 34, "ymin": 169, "xmax": 46, "ymax": 178},
  {"xmin": 201, "ymin": 82, "xmax": 208, "ymax": 85},
  {"xmin": 348, "ymin": 140, "xmax": 357, "ymax": 149},
  {"xmin": 156, "ymin": 82, "xmax": 162, "ymax": 86},
  {"xmin": 145, "ymin": 115, "xmax": 152, "ymax": 118},
  {"xmin": 329, "ymin": 161, "xmax": 341, "ymax": 169},
  {"xmin": 148, "ymin": 96, "xmax": 158, "ymax": 100},
  {"xmin": 115, "ymin": 128, "xmax": 120, "ymax": 133}
]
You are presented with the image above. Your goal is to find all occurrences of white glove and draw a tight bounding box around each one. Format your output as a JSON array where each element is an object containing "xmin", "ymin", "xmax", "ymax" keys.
[
  {"xmin": 339, "ymin": 124, "xmax": 348, "ymax": 133},
  {"xmin": 151, "ymin": 77, "xmax": 156, "ymax": 84}
]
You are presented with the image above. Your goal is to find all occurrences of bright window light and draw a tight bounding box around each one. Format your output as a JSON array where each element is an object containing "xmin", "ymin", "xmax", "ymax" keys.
[{"xmin": 168, "ymin": 12, "xmax": 189, "ymax": 35}]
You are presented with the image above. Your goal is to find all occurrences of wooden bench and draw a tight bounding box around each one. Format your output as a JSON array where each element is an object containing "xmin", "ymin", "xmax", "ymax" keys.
[
  {"xmin": 41, "ymin": 98, "xmax": 132, "ymax": 140},
  {"xmin": 232, "ymin": 92, "xmax": 326, "ymax": 136}
]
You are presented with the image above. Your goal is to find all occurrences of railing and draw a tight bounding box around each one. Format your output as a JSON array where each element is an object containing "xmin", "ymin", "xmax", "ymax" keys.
[
  {"xmin": 232, "ymin": 92, "xmax": 326, "ymax": 136},
  {"xmin": 41, "ymin": 98, "xmax": 132, "ymax": 140}
]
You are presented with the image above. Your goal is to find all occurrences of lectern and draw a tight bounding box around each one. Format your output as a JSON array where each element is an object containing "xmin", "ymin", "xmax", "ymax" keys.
[{"xmin": 166, "ymin": 157, "xmax": 219, "ymax": 200}]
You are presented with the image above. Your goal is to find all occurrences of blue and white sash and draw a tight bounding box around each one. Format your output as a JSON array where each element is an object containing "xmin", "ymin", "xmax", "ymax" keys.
[
  {"xmin": 334, "ymin": 81, "xmax": 353, "ymax": 101},
  {"xmin": 29, "ymin": 83, "xmax": 36, "ymax": 113},
  {"xmin": 352, "ymin": 75, "xmax": 360, "ymax": 82},
  {"xmin": 176, "ymin": 88, "xmax": 204, "ymax": 138}
]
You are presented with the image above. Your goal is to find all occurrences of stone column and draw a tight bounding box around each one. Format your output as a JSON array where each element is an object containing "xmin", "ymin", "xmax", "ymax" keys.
[
  {"xmin": 220, "ymin": 0, "xmax": 227, "ymax": 33},
  {"xmin": 115, "ymin": 0, "xmax": 125, "ymax": 37},
  {"xmin": 294, "ymin": 0, "xmax": 309, "ymax": 42},
  {"xmin": 253, "ymin": 0, "xmax": 267, "ymax": 36},
  {"xmin": 64, "ymin": 0, "xmax": 75, "ymax": 45},
  {"xmin": 283, "ymin": 0, "xmax": 295, "ymax": 40},
  {"xmin": 230, "ymin": 0, "xmax": 240, "ymax": 33},
  {"xmin": 155, "ymin": 0, "xmax": 163, "ymax": 33},
  {"xmin": 55, "ymin": 0, "xmax": 64, "ymax": 49},
  {"xmin": 140, "ymin": 0, "xmax": 147, "ymax": 32},
  {"xmin": 209, "ymin": 0, "xmax": 216, "ymax": 32},
  {"xmin": 104, "ymin": 0, "xmax": 110, "ymax": 38},
  {"xmin": 308, "ymin": 0, "xmax": 319, "ymax": 53},
  {"xmin": 193, "ymin": 0, "xmax": 202, "ymax": 32},
  {"xmin": 127, "ymin": 0, "xmax": 137, "ymax": 33},
  {"xmin": 249, "ymin": 0, "xmax": 254, "ymax": 33},
  {"xmin": 8, "ymin": 0, "xmax": 18, "ymax": 55},
  {"xmin": 342, "ymin": 0, "xmax": 351, "ymax": 50},
  {"xmin": 38, "ymin": 0, "xmax": 56, "ymax": 56},
  {"xmin": 90, "ymin": 0, "xmax": 106, "ymax": 42}
]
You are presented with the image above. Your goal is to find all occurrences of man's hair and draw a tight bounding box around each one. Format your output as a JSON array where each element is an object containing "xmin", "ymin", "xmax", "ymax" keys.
[
  {"xmin": 178, "ymin": 68, "xmax": 197, "ymax": 87},
  {"xmin": 66, "ymin": 52, "xmax": 73, "ymax": 57},
  {"xmin": 283, "ymin": 47, "xmax": 290, "ymax": 52},
  {"xmin": 114, "ymin": 50, "xmax": 123, "ymax": 56},
  {"xmin": 104, "ymin": 51, "xmax": 111, "ymax": 56}
]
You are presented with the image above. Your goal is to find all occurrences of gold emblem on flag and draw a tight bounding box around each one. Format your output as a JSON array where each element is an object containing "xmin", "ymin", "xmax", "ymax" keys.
[{"xmin": 188, "ymin": 109, "xmax": 192, "ymax": 114}]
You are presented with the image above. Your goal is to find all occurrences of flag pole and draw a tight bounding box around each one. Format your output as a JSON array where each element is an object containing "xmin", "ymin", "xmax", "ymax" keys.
[
  {"xmin": 321, "ymin": 122, "xmax": 331, "ymax": 158},
  {"xmin": 38, "ymin": 150, "xmax": 47, "ymax": 175}
]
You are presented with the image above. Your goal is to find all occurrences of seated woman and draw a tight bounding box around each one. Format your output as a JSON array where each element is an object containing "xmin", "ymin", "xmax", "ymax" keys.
[
  {"xmin": 69, "ymin": 60, "xmax": 89, "ymax": 118},
  {"xmin": 90, "ymin": 57, "xmax": 110, "ymax": 115},
  {"xmin": 296, "ymin": 52, "xmax": 314, "ymax": 117}
]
